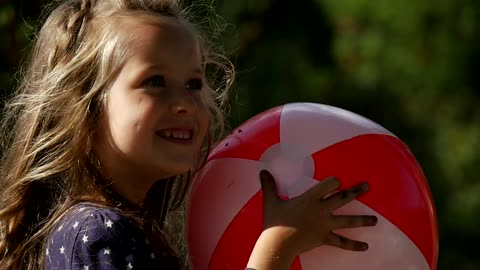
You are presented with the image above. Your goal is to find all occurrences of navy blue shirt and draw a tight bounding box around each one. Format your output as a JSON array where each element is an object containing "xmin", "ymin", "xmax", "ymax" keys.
[{"xmin": 44, "ymin": 203, "xmax": 170, "ymax": 270}]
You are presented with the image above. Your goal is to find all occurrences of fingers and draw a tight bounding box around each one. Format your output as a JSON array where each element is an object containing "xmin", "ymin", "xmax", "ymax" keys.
[
  {"xmin": 331, "ymin": 215, "xmax": 378, "ymax": 229},
  {"xmin": 302, "ymin": 176, "xmax": 341, "ymax": 200},
  {"xmin": 324, "ymin": 182, "xmax": 369, "ymax": 210},
  {"xmin": 259, "ymin": 170, "xmax": 278, "ymax": 205},
  {"xmin": 325, "ymin": 232, "xmax": 369, "ymax": 251}
]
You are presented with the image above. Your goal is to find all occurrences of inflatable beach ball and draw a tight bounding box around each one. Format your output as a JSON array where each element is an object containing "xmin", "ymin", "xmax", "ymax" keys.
[{"xmin": 187, "ymin": 103, "xmax": 438, "ymax": 270}]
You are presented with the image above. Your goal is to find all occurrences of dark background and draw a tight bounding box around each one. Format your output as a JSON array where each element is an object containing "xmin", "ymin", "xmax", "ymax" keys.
[{"xmin": 1, "ymin": 0, "xmax": 479, "ymax": 269}]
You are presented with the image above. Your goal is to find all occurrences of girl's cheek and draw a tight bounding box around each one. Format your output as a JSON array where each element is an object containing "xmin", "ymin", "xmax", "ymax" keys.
[{"xmin": 193, "ymin": 94, "xmax": 208, "ymax": 115}]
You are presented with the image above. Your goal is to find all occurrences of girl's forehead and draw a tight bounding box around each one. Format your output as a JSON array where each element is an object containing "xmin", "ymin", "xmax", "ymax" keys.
[
  {"xmin": 122, "ymin": 15, "xmax": 196, "ymax": 43},
  {"xmin": 114, "ymin": 16, "xmax": 202, "ymax": 72},
  {"xmin": 119, "ymin": 16, "xmax": 200, "ymax": 57}
]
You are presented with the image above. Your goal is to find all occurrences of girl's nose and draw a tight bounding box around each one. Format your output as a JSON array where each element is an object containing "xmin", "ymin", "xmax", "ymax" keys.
[{"xmin": 168, "ymin": 89, "xmax": 197, "ymax": 115}]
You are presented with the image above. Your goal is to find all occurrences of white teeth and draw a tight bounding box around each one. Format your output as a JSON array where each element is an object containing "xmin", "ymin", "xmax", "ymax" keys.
[
  {"xmin": 159, "ymin": 129, "xmax": 192, "ymax": 140},
  {"xmin": 172, "ymin": 131, "xmax": 189, "ymax": 139}
]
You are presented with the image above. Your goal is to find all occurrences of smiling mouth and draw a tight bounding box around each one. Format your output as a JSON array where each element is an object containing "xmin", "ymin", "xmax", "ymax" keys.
[{"xmin": 155, "ymin": 128, "xmax": 194, "ymax": 144}]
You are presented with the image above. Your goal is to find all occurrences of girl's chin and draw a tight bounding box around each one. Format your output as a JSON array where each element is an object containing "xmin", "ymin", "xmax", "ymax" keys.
[{"xmin": 150, "ymin": 166, "xmax": 193, "ymax": 179}]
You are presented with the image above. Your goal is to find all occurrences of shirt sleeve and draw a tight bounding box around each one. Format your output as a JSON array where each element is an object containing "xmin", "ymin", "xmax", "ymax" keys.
[{"xmin": 45, "ymin": 205, "xmax": 157, "ymax": 270}]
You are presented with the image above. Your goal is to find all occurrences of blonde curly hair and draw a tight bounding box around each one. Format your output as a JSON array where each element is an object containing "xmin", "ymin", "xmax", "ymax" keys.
[{"xmin": 0, "ymin": 0, "xmax": 234, "ymax": 269}]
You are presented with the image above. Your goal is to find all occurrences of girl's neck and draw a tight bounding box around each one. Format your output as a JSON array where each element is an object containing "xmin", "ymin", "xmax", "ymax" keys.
[{"xmin": 93, "ymin": 148, "xmax": 171, "ymax": 206}]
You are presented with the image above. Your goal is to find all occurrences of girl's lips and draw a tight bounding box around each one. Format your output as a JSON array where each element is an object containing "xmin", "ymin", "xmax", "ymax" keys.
[{"xmin": 158, "ymin": 136, "xmax": 194, "ymax": 145}]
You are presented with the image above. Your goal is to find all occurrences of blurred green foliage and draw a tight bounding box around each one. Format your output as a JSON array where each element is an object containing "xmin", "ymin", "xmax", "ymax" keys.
[{"xmin": 1, "ymin": 0, "xmax": 479, "ymax": 269}]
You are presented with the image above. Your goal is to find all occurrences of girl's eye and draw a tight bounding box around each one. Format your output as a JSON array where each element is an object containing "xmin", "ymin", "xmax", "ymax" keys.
[
  {"xmin": 185, "ymin": 78, "xmax": 203, "ymax": 91},
  {"xmin": 143, "ymin": 75, "xmax": 166, "ymax": 88}
]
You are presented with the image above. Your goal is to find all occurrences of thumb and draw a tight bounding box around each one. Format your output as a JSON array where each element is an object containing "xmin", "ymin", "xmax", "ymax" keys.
[{"xmin": 259, "ymin": 170, "xmax": 278, "ymax": 204}]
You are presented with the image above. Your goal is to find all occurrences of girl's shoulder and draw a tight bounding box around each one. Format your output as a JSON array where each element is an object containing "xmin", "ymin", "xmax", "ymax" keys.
[
  {"xmin": 45, "ymin": 202, "xmax": 157, "ymax": 270},
  {"xmin": 50, "ymin": 202, "xmax": 140, "ymax": 235}
]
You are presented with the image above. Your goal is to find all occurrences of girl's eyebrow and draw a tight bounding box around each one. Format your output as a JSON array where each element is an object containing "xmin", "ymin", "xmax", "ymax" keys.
[{"xmin": 142, "ymin": 64, "xmax": 203, "ymax": 75}]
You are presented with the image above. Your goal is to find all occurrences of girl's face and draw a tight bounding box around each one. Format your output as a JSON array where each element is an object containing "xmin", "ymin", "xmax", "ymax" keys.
[{"xmin": 94, "ymin": 18, "xmax": 209, "ymax": 202}]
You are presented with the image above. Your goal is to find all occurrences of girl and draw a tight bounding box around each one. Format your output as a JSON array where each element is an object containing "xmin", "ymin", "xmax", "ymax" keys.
[{"xmin": 0, "ymin": 0, "xmax": 377, "ymax": 269}]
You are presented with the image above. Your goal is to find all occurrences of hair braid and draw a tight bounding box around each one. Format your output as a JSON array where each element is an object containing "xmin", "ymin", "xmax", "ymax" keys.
[
  {"xmin": 42, "ymin": 0, "xmax": 95, "ymax": 69},
  {"xmin": 65, "ymin": 0, "xmax": 93, "ymax": 52}
]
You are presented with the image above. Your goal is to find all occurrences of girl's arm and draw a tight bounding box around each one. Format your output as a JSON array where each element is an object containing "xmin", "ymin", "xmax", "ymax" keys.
[{"xmin": 246, "ymin": 170, "xmax": 377, "ymax": 270}]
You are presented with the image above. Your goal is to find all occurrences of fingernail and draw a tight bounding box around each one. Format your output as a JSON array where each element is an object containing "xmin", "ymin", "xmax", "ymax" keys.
[
  {"xmin": 361, "ymin": 182, "xmax": 369, "ymax": 191},
  {"xmin": 327, "ymin": 176, "xmax": 340, "ymax": 184},
  {"xmin": 259, "ymin": 170, "xmax": 269, "ymax": 180}
]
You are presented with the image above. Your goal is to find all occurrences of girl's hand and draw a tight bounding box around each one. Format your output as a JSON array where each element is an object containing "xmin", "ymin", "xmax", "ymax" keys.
[{"xmin": 247, "ymin": 170, "xmax": 377, "ymax": 270}]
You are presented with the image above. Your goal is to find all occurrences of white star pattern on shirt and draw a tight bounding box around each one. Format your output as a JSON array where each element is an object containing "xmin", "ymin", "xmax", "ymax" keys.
[
  {"xmin": 82, "ymin": 234, "xmax": 89, "ymax": 244},
  {"xmin": 105, "ymin": 219, "xmax": 113, "ymax": 228},
  {"xmin": 46, "ymin": 205, "xmax": 163, "ymax": 269}
]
